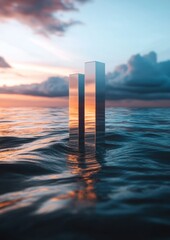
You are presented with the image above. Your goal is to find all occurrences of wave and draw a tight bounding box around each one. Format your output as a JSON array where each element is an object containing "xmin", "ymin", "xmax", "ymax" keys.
[{"xmin": 0, "ymin": 107, "xmax": 170, "ymax": 239}]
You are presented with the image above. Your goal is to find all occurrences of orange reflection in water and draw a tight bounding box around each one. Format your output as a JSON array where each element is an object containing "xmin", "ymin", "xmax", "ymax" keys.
[
  {"xmin": 0, "ymin": 198, "xmax": 23, "ymax": 211},
  {"xmin": 67, "ymin": 151, "xmax": 101, "ymax": 204},
  {"xmin": 0, "ymin": 107, "xmax": 64, "ymax": 162},
  {"xmin": 0, "ymin": 187, "xmax": 49, "ymax": 214}
]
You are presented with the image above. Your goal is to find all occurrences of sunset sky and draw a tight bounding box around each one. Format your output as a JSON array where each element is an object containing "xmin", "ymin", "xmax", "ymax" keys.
[{"xmin": 0, "ymin": 0, "xmax": 170, "ymax": 106}]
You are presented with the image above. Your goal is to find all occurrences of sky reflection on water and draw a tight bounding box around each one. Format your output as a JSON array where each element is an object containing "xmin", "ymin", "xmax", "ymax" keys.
[{"xmin": 0, "ymin": 107, "xmax": 170, "ymax": 239}]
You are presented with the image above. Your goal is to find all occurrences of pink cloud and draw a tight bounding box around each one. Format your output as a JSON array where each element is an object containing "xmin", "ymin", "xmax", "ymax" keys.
[{"xmin": 0, "ymin": 0, "xmax": 90, "ymax": 36}]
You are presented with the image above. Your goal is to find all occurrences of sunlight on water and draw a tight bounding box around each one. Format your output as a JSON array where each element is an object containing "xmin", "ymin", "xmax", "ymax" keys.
[{"xmin": 0, "ymin": 107, "xmax": 170, "ymax": 239}]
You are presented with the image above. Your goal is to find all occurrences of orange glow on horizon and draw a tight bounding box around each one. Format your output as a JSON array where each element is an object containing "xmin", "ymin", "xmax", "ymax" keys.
[{"xmin": 0, "ymin": 94, "xmax": 68, "ymax": 107}]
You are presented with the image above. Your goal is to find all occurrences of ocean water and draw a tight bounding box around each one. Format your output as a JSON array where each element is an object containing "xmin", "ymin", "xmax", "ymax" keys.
[{"xmin": 0, "ymin": 107, "xmax": 170, "ymax": 240}]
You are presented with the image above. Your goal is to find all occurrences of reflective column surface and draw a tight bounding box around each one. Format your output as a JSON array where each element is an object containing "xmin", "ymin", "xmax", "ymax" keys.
[
  {"xmin": 85, "ymin": 61, "xmax": 105, "ymax": 151},
  {"xmin": 69, "ymin": 74, "xmax": 85, "ymax": 149}
]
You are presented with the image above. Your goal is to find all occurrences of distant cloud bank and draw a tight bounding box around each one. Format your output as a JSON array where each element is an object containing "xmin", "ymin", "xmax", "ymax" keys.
[
  {"xmin": 0, "ymin": 0, "xmax": 90, "ymax": 36},
  {"xmin": 106, "ymin": 51, "xmax": 170, "ymax": 100},
  {"xmin": 0, "ymin": 77, "xmax": 68, "ymax": 97},
  {"xmin": 0, "ymin": 56, "xmax": 11, "ymax": 68},
  {"xmin": 0, "ymin": 51, "xmax": 170, "ymax": 100}
]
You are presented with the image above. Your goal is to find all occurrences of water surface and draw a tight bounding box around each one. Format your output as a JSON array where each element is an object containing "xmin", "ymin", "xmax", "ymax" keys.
[{"xmin": 0, "ymin": 107, "xmax": 170, "ymax": 239}]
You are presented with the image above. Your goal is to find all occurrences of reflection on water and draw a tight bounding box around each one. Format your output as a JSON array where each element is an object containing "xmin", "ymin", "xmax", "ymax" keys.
[
  {"xmin": 67, "ymin": 150, "xmax": 101, "ymax": 205},
  {"xmin": 0, "ymin": 107, "xmax": 170, "ymax": 239}
]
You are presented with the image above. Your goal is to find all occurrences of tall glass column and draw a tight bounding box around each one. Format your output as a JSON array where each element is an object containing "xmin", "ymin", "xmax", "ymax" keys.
[
  {"xmin": 85, "ymin": 61, "xmax": 105, "ymax": 149},
  {"xmin": 69, "ymin": 74, "xmax": 85, "ymax": 149}
]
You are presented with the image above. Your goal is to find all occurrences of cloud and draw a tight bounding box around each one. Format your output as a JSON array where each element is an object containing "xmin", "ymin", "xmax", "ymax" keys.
[
  {"xmin": 0, "ymin": 76, "xmax": 68, "ymax": 97},
  {"xmin": 0, "ymin": 0, "xmax": 90, "ymax": 36},
  {"xmin": 1, "ymin": 51, "xmax": 170, "ymax": 101},
  {"xmin": 0, "ymin": 56, "xmax": 11, "ymax": 68},
  {"xmin": 106, "ymin": 51, "xmax": 170, "ymax": 100}
]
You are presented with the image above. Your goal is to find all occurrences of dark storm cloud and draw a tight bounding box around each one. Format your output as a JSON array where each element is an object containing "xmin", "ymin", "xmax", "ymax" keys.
[
  {"xmin": 106, "ymin": 52, "xmax": 170, "ymax": 100},
  {"xmin": 0, "ymin": 0, "xmax": 90, "ymax": 35},
  {"xmin": 0, "ymin": 77, "xmax": 68, "ymax": 97},
  {"xmin": 0, "ymin": 56, "xmax": 11, "ymax": 68}
]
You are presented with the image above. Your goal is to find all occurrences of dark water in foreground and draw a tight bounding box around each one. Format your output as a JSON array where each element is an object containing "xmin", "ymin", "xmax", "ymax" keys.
[{"xmin": 0, "ymin": 107, "xmax": 170, "ymax": 240}]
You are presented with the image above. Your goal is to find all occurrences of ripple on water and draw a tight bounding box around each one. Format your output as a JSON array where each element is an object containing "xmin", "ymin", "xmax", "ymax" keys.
[{"xmin": 0, "ymin": 107, "xmax": 170, "ymax": 239}]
